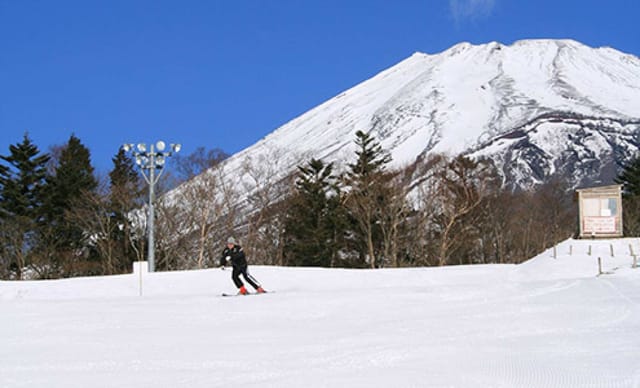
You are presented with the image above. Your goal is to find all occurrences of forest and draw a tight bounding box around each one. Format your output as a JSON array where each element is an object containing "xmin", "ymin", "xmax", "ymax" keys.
[{"xmin": 2, "ymin": 131, "xmax": 639, "ymax": 280}]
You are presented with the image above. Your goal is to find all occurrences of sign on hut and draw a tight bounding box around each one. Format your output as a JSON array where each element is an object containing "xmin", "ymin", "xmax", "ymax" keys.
[{"xmin": 576, "ymin": 184, "xmax": 623, "ymax": 238}]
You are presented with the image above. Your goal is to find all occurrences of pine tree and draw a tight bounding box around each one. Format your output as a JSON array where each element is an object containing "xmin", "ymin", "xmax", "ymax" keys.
[
  {"xmin": 0, "ymin": 164, "xmax": 8, "ymax": 218},
  {"xmin": 0, "ymin": 134, "xmax": 51, "ymax": 219},
  {"xmin": 615, "ymin": 155, "xmax": 640, "ymax": 235},
  {"xmin": 0, "ymin": 133, "xmax": 50, "ymax": 279},
  {"xmin": 344, "ymin": 130, "xmax": 392, "ymax": 268},
  {"xmin": 109, "ymin": 148, "xmax": 141, "ymax": 216},
  {"xmin": 615, "ymin": 156, "xmax": 640, "ymax": 196},
  {"xmin": 41, "ymin": 134, "xmax": 98, "ymax": 277},
  {"xmin": 108, "ymin": 148, "xmax": 143, "ymax": 272},
  {"xmin": 284, "ymin": 159, "xmax": 341, "ymax": 267}
]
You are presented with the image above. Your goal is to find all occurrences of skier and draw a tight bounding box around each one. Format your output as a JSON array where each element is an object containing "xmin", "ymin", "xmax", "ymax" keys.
[{"xmin": 219, "ymin": 237, "xmax": 266, "ymax": 295}]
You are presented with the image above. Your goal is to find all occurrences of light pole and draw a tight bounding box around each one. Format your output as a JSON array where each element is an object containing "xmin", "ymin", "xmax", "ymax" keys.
[{"xmin": 122, "ymin": 141, "xmax": 181, "ymax": 272}]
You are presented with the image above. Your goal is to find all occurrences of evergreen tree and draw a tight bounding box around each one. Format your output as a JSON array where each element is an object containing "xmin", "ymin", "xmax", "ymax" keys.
[
  {"xmin": 0, "ymin": 134, "xmax": 51, "ymax": 219},
  {"xmin": 284, "ymin": 159, "xmax": 341, "ymax": 267},
  {"xmin": 348, "ymin": 131, "xmax": 392, "ymax": 180},
  {"xmin": 344, "ymin": 130, "xmax": 392, "ymax": 268},
  {"xmin": 0, "ymin": 134, "xmax": 50, "ymax": 279},
  {"xmin": 615, "ymin": 156, "xmax": 640, "ymax": 196},
  {"xmin": 109, "ymin": 148, "xmax": 141, "ymax": 214},
  {"xmin": 108, "ymin": 148, "xmax": 143, "ymax": 272},
  {"xmin": 0, "ymin": 164, "xmax": 7, "ymax": 217},
  {"xmin": 41, "ymin": 134, "xmax": 98, "ymax": 276},
  {"xmin": 615, "ymin": 155, "xmax": 640, "ymax": 235}
]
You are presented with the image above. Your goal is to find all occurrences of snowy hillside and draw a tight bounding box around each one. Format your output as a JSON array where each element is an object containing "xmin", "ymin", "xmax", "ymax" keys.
[
  {"xmin": 2, "ymin": 238, "xmax": 640, "ymax": 387},
  {"xmin": 191, "ymin": 39, "xmax": 640, "ymax": 197}
]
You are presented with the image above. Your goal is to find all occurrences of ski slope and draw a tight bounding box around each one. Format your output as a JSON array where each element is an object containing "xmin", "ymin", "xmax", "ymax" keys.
[{"xmin": 1, "ymin": 238, "xmax": 640, "ymax": 387}]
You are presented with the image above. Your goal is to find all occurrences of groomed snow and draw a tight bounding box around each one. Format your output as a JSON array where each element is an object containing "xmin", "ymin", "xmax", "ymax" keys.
[{"xmin": 2, "ymin": 238, "xmax": 640, "ymax": 387}]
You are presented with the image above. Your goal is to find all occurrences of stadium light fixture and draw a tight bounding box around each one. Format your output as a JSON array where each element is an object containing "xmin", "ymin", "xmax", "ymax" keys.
[{"xmin": 121, "ymin": 140, "xmax": 181, "ymax": 272}]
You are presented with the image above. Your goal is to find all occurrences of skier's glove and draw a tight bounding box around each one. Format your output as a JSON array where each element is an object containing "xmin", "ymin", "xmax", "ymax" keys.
[{"xmin": 225, "ymin": 256, "xmax": 231, "ymax": 263}]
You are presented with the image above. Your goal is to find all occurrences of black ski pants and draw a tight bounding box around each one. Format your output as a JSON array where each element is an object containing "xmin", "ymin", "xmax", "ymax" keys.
[{"xmin": 232, "ymin": 264, "xmax": 261, "ymax": 290}]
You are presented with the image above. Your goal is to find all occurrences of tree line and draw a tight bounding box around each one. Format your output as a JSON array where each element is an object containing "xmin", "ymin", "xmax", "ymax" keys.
[
  {"xmin": 0, "ymin": 133, "xmax": 225, "ymax": 279},
  {"xmin": 141, "ymin": 130, "xmax": 581, "ymax": 271},
  {"xmin": 2, "ymin": 130, "xmax": 639, "ymax": 280},
  {"xmin": 265, "ymin": 131, "xmax": 578, "ymax": 268}
]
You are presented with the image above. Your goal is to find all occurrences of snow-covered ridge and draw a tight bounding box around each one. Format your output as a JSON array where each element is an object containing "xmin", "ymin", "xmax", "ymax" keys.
[
  {"xmin": 174, "ymin": 39, "xmax": 640, "ymax": 203},
  {"xmin": 469, "ymin": 112, "xmax": 640, "ymax": 187}
]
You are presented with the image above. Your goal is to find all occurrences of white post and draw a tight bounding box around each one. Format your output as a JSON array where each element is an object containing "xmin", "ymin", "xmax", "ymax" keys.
[{"xmin": 133, "ymin": 261, "xmax": 148, "ymax": 296}]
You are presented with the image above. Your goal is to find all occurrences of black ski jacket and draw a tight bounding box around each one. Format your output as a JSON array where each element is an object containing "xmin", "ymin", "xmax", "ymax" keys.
[{"xmin": 219, "ymin": 245, "xmax": 247, "ymax": 268}]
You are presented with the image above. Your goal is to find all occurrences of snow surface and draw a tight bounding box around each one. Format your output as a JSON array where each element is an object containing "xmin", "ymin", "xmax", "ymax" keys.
[{"xmin": 2, "ymin": 238, "xmax": 640, "ymax": 387}]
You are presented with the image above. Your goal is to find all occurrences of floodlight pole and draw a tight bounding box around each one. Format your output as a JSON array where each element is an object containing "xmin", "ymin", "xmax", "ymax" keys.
[
  {"xmin": 147, "ymin": 143, "xmax": 157, "ymax": 272},
  {"xmin": 122, "ymin": 141, "xmax": 181, "ymax": 272}
]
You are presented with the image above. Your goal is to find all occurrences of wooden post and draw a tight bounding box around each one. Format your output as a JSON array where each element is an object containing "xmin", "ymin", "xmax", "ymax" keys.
[
  {"xmin": 633, "ymin": 255, "xmax": 638, "ymax": 269},
  {"xmin": 598, "ymin": 257, "xmax": 603, "ymax": 276},
  {"xmin": 588, "ymin": 245, "xmax": 592, "ymax": 256},
  {"xmin": 569, "ymin": 245, "xmax": 573, "ymax": 256},
  {"xmin": 553, "ymin": 245, "xmax": 557, "ymax": 259},
  {"xmin": 610, "ymin": 244, "xmax": 615, "ymax": 257},
  {"xmin": 629, "ymin": 244, "xmax": 634, "ymax": 256}
]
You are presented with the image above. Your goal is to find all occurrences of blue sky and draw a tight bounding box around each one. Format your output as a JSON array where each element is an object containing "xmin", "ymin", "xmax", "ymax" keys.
[{"xmin": 1, "ymin": 0, "xmax": 638, "ymax": 174}]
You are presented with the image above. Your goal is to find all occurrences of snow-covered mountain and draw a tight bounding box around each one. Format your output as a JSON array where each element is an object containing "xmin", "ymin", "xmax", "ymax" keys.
[{"xmin": 205, "ymin": 39, "xmax": 640, "ymax": 194}]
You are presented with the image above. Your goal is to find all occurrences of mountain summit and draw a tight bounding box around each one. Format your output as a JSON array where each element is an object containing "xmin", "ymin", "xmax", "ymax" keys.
[{"xmin": 216, "ymin": 39, "xmax": 640, "ymax": 191}]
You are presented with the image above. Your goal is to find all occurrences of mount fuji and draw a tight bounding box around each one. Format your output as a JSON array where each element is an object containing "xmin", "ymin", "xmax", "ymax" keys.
[{"xmin": 192, "ymin": 39, "xmax": 640, "ymax": 196}]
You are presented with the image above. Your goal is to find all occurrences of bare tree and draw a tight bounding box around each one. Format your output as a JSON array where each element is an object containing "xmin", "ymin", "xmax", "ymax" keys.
[
  {"xmin": 0, "ymin": 216, "xmax": 33, "ymax": 279},
  {"xmin": 408, "ymin": 154, "xmax": 448, "ymax": 266},
  {"xmin": 477, "ymin": 190, "xmax": 517, "ymax": 264},
  {"xmin": 431, "ymin": 156, "xmax": 497, "ymax": 266},
  {"xmin": 151, "ymin": 201, "xmax": 187, "ymax": 270},
  {"xmin": 65, "ymin": 182, "xmax": 118, "ymax": 275},
  {"xmin": 147, "ymin": 160, "xmax": 244, "ymax": 271},
  {"xmin": 240, "ymin": 147, "xmax": 299, "ymax": 264},
  {"xmin": 378, "ymin": 167, "xmax": 412, "ymax": 267},
  {"xmin": 169, "ymin": 163, "xmax": 240, "ymax": 269},
  {"xmin": 172, "ymin": 146, "xmax": 228, "ymax": 181},
  {"xmin": 507, "ymin": 178, "xmax": 575, "ymax": 261}
]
